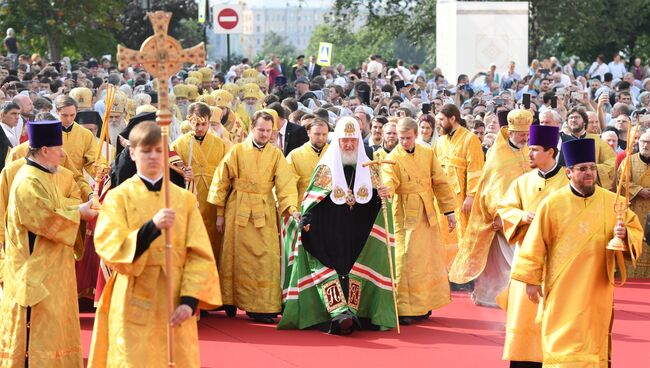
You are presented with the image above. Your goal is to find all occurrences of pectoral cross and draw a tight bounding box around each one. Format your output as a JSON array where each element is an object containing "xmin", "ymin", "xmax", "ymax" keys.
[{"xmin": 116, "ymin": 11, "xmax": 206, "ymax": 367}]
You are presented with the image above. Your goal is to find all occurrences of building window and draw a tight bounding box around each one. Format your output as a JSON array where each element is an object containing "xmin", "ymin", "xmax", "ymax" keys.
[{"xmin": 256, "ymin": 26, "xmax": 260, "ymax": 32}]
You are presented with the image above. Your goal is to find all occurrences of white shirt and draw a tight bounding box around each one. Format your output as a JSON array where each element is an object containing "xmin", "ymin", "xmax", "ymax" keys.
[
  {"xmin": 1, "ymin": 122, "xmax": 20, "ymax": 147},
  {"xmin": 276, "ymin": 120, "xmax": 288, "ymax": 149},
  {"xmin": 588, "ymin": 62, "xmax": 610, "ymax": 80},
  {"xmin": 607, "ymin": 61, "xmax": 627, "ymax": 80}
]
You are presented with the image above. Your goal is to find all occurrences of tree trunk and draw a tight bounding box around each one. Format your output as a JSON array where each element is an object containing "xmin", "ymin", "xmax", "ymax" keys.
[{"xmin": 46, "ymin": 31, "xmax": 61, "ymax": 62}]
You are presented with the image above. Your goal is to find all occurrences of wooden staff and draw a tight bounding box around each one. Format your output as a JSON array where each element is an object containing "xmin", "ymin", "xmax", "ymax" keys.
[
  {"xmin": 362, "ymin": 159, "xmax": 400, "ymax": 334},
  {"xmin": 117, "ymin": 11, "xmax": 206, "ymax": 367}
]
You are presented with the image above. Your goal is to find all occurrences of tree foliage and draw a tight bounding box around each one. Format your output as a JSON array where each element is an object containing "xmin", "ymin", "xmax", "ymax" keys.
[
  {"xmin": 257, "ymin": 31, "xmax": 297, "ymax": 63},
  {"xmin": 0, "ymin": 0, "xmax": 124, "ymax": 61},
  {"xmin": 330, "ymin": 0, "xmax": 650, "ymax": 68},
  {"xmin": 115, "ymin": 0, "xmax": 201, "ymax": 50}
]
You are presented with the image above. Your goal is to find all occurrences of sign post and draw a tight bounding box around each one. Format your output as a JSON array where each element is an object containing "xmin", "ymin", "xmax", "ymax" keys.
[{"xmin": 213, "ymin": 4, "xmax": 242, "ymax": 67}]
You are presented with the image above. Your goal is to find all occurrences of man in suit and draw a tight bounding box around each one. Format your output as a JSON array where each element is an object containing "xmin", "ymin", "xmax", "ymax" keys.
[
  {"xmin": 291, "ymin": 55, "xmax": 306, "ymax": 81},
  {"xmin": 267, "ymin": 102, "xmax": 308, "ymax": 156},
  {"xmin": 307, "ymin": 55, "xmax": 321, "ymax": 80},
  {"xmin": 0, "ymin": 102, "xmax": 21, "ymax": 170}
]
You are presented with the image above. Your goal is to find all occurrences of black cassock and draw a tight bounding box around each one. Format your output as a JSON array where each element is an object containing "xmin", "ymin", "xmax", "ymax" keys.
[
  {"xmin": 109, "ymin": 147, "xmax": 185, "ymax": 188},
  {"xmin": 301, "ymin": 165, "xmax": 381, "ymax": 276}
]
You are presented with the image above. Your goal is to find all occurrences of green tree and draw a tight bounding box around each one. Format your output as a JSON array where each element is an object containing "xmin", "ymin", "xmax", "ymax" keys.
[
  {"xmin": 115, "ymin": 1, "xmax": 201, "ymax": 50},
  {"xmin": 0, "ymin": 0, "xmax": 124, "ymax": 61},
  {"xmin": 257, "ymin": 31, "xmax": 297, "ymax": 62}
]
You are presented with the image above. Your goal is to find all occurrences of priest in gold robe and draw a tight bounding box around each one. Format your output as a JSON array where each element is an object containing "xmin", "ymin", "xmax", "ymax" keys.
[
  {"xmin": 620, "ymin": 130, "xmax": 650, "ymax": 277},
  {"xmin": 512, "ymin": 138, "xmax": 643, "ymax": 367},
  {"xmin": 213, "ymin": 89, "xmax": 248, "ymax": 144},
  {"xmin": 382, "ymin": 117, "xmax": 457, "ymax": 325},
  {"xmin": 208, "ymin": 110, "xmax": 299, "ymax": 324},
  {"xmin": 0, "ymin": 120, "xmax": 97, "ymax": 368},
  {"xmin": 373, "ymin": 122, "xmax": 398, "ymax": 161},
  {"xmin": 170, "ymin": 102, "xmax": 227, "ymax": 262},
  {"xmin": 89, "ymin": 121, "xmax": 221, "ymax": 368},
  {"xmin": 286, "ymin": 117, "xmax": 330, "ymax": 201},
  {"xmin": 450, "ymin": 109, "xmax": 533, "ymax": 307},
  {"xmin": 496, "ymin": 125, "xmax": 568, "ymax": 367},
  {"xmin": 434, "ymin": 104, "xmax": 485, "ymax": 246}
]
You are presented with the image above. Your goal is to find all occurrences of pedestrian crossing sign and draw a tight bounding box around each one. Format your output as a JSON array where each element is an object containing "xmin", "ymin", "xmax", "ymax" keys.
[{"xmin": 317, "ymin": 42, "xmax": 333, "ymax": 67}]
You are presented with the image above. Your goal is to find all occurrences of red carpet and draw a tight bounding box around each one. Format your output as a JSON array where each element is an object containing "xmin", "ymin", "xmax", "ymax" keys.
[{"xmin": 80, "ymin": 281, "xmax": 650, "ymax": 367}]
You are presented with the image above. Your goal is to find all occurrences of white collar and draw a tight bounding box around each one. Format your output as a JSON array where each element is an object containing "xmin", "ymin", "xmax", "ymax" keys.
[{"xmin": 137, "ymin": 173, "xmax": 163, "ymax": 185}]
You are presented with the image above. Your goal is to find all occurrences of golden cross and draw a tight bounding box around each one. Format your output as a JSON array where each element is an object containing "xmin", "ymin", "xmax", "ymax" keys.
[
  {"xmin": 115, "ymin": 11, "xmax": 206, "ymax": 367},
  {"xmin": 117, "ymin": 11, "xmax": 205, "ymax": 125}
]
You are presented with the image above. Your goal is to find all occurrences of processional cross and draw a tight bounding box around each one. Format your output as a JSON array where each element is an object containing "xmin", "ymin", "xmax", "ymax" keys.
[{"xmin": 116, "ymin": 11, "xmax": 206, "ymax": 367}]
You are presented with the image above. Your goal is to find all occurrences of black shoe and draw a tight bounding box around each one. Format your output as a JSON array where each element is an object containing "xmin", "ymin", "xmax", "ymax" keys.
[
  {"xmin": 399, "ymin": 316, "xmax": 413, "ymax": 325},
  {"xmin": 223, "ymin": 305, "xmax": 237, "ymax": 317},
  {"xmin": 200, "ymin": 310, "xmax": 210, "ymax": 318},
  {"xmin": 246, "ymin": 312, "xmax": 277, "ymax": 324},
  {"xmin": 413, "ymin": 311, "xmax": 432, "ymax": 321}
]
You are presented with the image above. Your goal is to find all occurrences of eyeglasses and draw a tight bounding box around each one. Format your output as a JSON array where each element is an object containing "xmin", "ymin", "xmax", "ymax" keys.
[{"xmin": 570, "ymin": 165, "xmax": 597, "ymax": 172}]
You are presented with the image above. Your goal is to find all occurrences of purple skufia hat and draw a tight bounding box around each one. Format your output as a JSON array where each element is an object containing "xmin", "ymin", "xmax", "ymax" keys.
[
  {"xmin": 562, "ymin": 138, "xmax": 596, "ymax": 167},
  {"xmin": 28, "ymin": 120, "xmax": 63, "ymax": 148},
  {"xmin": 529, "ymin": 125, "xmax": 559, "ymax": 148}
]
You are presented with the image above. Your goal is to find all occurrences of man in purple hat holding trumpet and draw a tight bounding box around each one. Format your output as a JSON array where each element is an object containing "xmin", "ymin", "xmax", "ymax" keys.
[
  {"xmin": 511, "ymin": 138, "xmax": 643, "ymax": 367},
  {"xmin": 496, "ymin": 124, "xmax": 568, "ymax": 367}
]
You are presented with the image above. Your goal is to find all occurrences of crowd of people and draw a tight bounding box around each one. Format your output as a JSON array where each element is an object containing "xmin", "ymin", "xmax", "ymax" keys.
[{"xmin": 0, "ymin": 29, "xmax": 648, "ymax": 367}]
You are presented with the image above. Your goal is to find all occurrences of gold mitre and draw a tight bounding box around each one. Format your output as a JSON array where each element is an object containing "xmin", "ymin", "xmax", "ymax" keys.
[
  {"xmin": 213, "ymin": 89, "xmax": 234, "ymax": 108},
  {"xmin": 197, "ymin": 93, "xmax": 216, "ymax": 107},
  {"xmin": 187, "ymin": 70, "xmax": 203, "ymax": 81},
  {"xmin": 126, "ymin": 98, "xmax": 136, "ymax": 117},
  {"xmin": 186, "ymin": 84, "xmax": 199, "ymax": 101},
  {"xmin": 111, "ymin": 91, "xmax": 127, "ymax": 114},
  {"xmin": 256, "ymin": 73, "xmax": 269, "ymax": 88},
  {"xmin": 185, "ymin": 76, "xmax": 201, "ymax": 87},
  {"xmin": 220, "ymin": 83, "xmax": 240, "ymax": 97},
  {"xmin": 507, "ymin": 109, "xmax": 533, "ymax": 132},
  {"xmin": 199, "ymin": 67, "xmax": 213, "ymax": 83},
  {"xmin": 243, "ymin": 83, "xmax": 261, "ymax": 100},
  {"xmin": 173, "ymin": 84, "xmax": 189, "ymax": 99},
  {"xmin": 70, "ymin": 87, "xmax": 93, "ymax": 109},
  {"xmin": 209, "ymin": 106, "xmax": 223, "ymax": 123},
  {"xmin": 242, "ymin": 69, "xmax": 259, "ymax": 79}
]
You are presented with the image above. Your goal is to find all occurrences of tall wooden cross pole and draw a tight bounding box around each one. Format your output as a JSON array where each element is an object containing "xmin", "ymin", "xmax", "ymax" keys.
[{"xmin": 117, "ymin": 11, "xmax": 206, "ymax": 367}]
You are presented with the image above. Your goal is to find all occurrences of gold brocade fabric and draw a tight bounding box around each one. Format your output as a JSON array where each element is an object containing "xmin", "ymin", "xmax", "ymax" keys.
[
  {"xmin": 223, "ymin": 111, "xmax": 248, "ymax": 144},
  {"xmin": 586, "ymin": 133, "xmax": 617, "ymax": 191},
  {"xmin": 6, "ymin": 142, "xmax": 92, "ymax": 200},
  {"xmin": 449, "ymin": 127, "xmax": 531, "ymax": 283},
  {"xmin": 171, "ymin": 132, "xmax": 227, "ymax": 262},
  {"xmin": 286, "ymin": 141, "xmax": 329, "ymax": 202},
  {"xmin": 621, "ymin": 153, "xmax": 650, "ymax": 277},
  {"xmin": 207, "ymin": 139, "xmax": 297, "ymax": 313},
  {"xmin": 495, "ymin": 169, "xmax": 568, "ymax": 362},
  {"xmin": 89, "ymin": 175, "xmax": 221, "ymax": 368},
  {"xmin": 383, "ymin": 144, "xmax": 457, "ymax": 315},
  {"xmin": 511, "ymin": 186, "xmax": 642, "ymax": 367},
  {"xmin": 434, "ymin": 127, "xmax": 485, "ymax": 265},
  {"xmin": 0, "ymin": 165, "xmax": 82, "ymax": 367}
]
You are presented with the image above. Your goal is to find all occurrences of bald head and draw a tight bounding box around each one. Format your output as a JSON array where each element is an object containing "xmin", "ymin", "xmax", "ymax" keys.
[{"xmin": 12, "ymin": 94, "xmax": 33, "ymax": 117}]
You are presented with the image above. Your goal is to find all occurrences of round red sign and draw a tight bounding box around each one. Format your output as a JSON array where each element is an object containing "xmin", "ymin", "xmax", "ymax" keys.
[{"xmin": 217, "ymin": 8, "xmax": 239, "ymax": 30}]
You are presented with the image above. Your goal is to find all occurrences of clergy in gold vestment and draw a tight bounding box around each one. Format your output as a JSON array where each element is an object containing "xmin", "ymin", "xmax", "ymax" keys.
[
  {"xmin": 433, "ymin": 104, "xmax": 485, "ymax": 263},
  {"xmin": 89, "ymin": 122, "xmax": 221, "ymax": 368},
  {"xmin": 512, "ymin": 138, "xmax": 643, "ymax": 368},
  {"xmin": 0, "ymin": 120, "xmax": 97, "ymax": 368},
  {"xmin": 286, "ymin": 118, "xmax": 329, "ymax": 201},
  {"xmin": 372, "ymin": 122, "xmax": 398, "ymax": 162},
  {"xmin": 0, "ymin": 157, "xmax": 83, "ymax": 285},
  {"xmin": 208, "ymin": 110, "xmax": 298, "ymax": 324},
  {"xmin": 170, "ymin": 102, "xmax": 227, "ymax": 261},
  {"xmin": 213, "ymin": 89, "xmax": 248, "ymax": 144},
  {"xmin": 6, "ymin": 141, "xmax": 92, "ymax": 200},
  {"xmin": 496, "ymin": 125, "xmax": 567, "ymax": 366},
  {"xmin": 382, "ymin": 117, "xmax": 457, "ymax": 324},
  {"xmin": 450, "ymin": 109, "xmax": 533, "ymax": 307},
  {"xmin": 562, "ymin": 108, "xmax": 616, "ymax": 190},
  {"xmin": 619, "ymin": 131, "xmax": 650, "ymax": 277}
]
